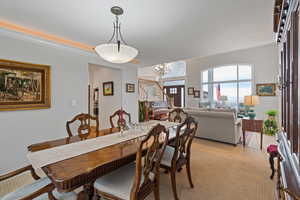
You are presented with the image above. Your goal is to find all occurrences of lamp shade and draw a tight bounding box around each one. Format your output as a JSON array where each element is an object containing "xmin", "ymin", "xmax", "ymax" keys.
[
  {"xmin": 244, "ymin": 95, "xmax": 259, "ymax": 106},
  {"xmin": 95, "ymin": 43, "xmax": 138, "ymax": 64}
]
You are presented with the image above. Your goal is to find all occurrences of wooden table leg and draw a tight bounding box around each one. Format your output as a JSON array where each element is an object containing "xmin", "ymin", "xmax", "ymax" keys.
[
  {"xmin": 260, "ymin": 131, "xmax": 263, "ymax": 150},
  {"xmin": 243, "ymin": 130, "xmax": 246, "ymax": 147},
  {"xmin": 83, "ymin": 183, "xmax": 94, "ymax": 200},
  {"xmin": 269, "ymin": 153, "xmax": 275, "ymax": 179}
]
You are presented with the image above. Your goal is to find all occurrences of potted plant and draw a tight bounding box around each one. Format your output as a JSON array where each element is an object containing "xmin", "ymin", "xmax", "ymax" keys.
[
  {"xmin": 266, "ymin": 110, "xmax": 278, "ymax": 119},
  {"xmin": 264, "ymin": 110, "xmax": 278, "ymax": 136}
]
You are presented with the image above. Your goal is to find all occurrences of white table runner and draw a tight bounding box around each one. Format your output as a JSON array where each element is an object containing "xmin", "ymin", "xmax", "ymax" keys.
[{"xmin": 27, "ymin": 121, "xmax": 179, "ymax": 170}]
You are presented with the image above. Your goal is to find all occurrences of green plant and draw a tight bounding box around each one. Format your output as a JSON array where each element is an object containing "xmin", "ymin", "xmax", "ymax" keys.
[
  {"xmin": 139, "ymin": 101, "xmax": 146, "ymax": 122},
  {"xmin": 266, "ymin": 110, "xmax": 278, "ymax": 117},
  {"xmin": 264, "ymin": 118, "xmax": 278, "ymax": 136}
]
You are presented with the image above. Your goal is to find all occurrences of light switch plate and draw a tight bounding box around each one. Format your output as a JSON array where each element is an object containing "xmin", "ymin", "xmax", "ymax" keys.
[{"xmin": 71, "ymin": 100, "xmax": 77, "ymax": 107}]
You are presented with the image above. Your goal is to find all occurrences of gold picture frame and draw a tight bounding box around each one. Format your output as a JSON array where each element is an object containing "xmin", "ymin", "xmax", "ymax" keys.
[
  {"xmin": 0, "ymin": 59, "xmax": 51, "ymax": 111},
  {"xmin": 256, "ymin": 83, "xmax": 276, "ymax": 96}
]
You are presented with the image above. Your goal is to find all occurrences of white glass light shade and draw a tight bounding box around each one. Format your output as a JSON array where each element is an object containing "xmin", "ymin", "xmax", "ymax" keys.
[{"xmin": 95, "ymin": 43, "xmax": 138, "ymax": 64}]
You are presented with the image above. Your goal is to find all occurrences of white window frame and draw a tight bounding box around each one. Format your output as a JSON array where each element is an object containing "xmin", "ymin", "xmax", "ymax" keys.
[{"xmin": 201, "ymin": 64, "xmax": 253, "ymax": 109}]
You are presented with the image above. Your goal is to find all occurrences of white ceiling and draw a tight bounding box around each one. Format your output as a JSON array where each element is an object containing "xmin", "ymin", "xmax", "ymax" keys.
[{"xmin": 0, "ymin": 0, "xmax": 274, "ymax": 67}]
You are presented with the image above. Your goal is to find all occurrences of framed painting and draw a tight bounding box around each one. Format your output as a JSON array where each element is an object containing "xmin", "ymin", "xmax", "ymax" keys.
[
  {"xmin": 194, "ymin": 90, "xmax": 200, "ymax": 98},
  {"xmin": 0, "ymin": 59, "xmax": 51, "ymax": 111},
  {"xmin": 126, "ymin": 83, "xmax": 135, "ymax": 93},
  {"xmin": 256, "ymin": 83, "xmax": 276, "ymax": 96},
  {"xmin": 103, "ymin": 81, "xmax": 114, "ymax": 96},
  {"xmin": 188, "ymin": 87, "xmax": 194, "ymax": 95}
]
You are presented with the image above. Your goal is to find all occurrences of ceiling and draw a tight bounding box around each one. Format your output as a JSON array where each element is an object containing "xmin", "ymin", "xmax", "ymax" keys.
[{"xmin": 0, "ymin": 0, "xmax": 274, "ymax": 67}]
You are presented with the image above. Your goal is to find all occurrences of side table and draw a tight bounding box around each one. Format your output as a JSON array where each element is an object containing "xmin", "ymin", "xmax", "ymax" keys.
[{"xmin": 242, "ymin": 119, "xmax": 264, "ymax": 150}]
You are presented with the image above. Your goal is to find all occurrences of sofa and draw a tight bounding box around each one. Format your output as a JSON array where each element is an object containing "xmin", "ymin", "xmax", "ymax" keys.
[{"xmin": 184, "ymin": 108, "xmax": 241, "ymax": 145}]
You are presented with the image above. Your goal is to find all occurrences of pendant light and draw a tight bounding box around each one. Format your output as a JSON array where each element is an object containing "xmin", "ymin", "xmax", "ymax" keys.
[{"xmin": 95, "ymin": 6, "xmax": 138, "ymax": 64}]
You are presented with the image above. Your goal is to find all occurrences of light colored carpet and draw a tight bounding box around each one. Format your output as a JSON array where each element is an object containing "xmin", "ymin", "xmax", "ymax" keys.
[
  {"xmin": 0, "ymin": 133, "xmax": 276, "ymax": 200},
  {"xmin": 149, "ymin": 134, "xmax": 276, "ymax": 200}
]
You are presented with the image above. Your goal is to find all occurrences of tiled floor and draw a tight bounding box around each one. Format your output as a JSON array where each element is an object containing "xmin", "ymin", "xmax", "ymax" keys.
[{"xmin": 0, "ymin": 133, "xmax": 276, "ymax": 200}]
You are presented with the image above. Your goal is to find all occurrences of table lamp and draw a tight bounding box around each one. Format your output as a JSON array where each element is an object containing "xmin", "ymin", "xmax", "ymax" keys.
[{"xmin": 244, "ymin": 95, "xmax": 259, "ymax": 119}]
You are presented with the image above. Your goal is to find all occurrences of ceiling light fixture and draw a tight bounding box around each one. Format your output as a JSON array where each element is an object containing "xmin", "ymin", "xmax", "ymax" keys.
[
  {"xmin": 95, "ymin": 6, "xmax": 138, "ymax": 64},
  {"xmin": 154, "ymin": 63, "xmax": 169, "ymax": 77}
]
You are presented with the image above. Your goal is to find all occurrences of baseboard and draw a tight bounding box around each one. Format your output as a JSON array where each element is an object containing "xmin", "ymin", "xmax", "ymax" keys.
[{"xmin": 194, "ymin": 136, "xmax": 238, "ymax": 146}]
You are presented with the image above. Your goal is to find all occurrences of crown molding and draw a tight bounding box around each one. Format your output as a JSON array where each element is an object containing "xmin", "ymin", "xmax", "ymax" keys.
[
  {"xmin": 0, "ymin": 20, "xmax": 98, "ymax": 57},
  {"xmin": 0, "ymin": 20, "xmax": 140, "ymax": 68},
  {"xmin": 0, "ymin": 20, "xmax": 94, "ymax": 51}
]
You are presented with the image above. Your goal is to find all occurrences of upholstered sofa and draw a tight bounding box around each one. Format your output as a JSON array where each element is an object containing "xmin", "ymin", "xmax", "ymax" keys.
[{"xmin": 184, "ymin": 108, "xmax": 241, "ymax": 145}]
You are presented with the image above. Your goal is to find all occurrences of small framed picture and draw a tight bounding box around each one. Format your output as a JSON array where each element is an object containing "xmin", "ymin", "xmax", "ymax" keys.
[
  {"xmin": 188, "ymin": 87, "xmax": 194, "ymax": 95},
  {"xmin": 103, "ymin": 81, "xmax": 114, "ymax": 96},
  {"xmin": 126, "ymin": 83, "xmax": 135, "ymax": 93},
  {"xmin": 194, "ymin": 90, "xmax": 200, "ymax": 98},
  {"xmin": 256, "ymin": 83, "xmax": 276, "ymax": 96}
]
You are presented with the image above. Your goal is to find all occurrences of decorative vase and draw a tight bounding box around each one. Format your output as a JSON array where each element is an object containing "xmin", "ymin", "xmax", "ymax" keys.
[{"xmin": 248, "ymin": 112, "xmax": 256, "ymax": 120}]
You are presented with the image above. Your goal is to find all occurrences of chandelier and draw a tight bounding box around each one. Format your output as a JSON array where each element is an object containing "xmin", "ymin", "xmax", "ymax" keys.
[
  {"xmin": 154, "ymin": 63, "xmax": 169, "ymax": 77},
  {"xmin": 95, "ymin": 6, "xmax": 138, "ymax": 64}
]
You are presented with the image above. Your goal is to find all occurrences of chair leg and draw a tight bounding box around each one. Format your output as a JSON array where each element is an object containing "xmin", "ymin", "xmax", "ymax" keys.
[
  {"xmin": 93, "ymin": 189, "xmax": 100, "ymax": 200},
  {"xmin": 48, "ymin": 190, "xmax": 57, "ymax": 200},
  {"xmin": 154, "ymin": 179, "xmax": 160, "ymax": 200},
  {"xmin": 170, "ymin": 171, "xmax": 179, "ymax": 200},
  {"xmin": 186, "ymin": 160, "xmax": 194, "ymax": 188},
  {"xmin": 48, "ymin": 191, "xmax": 58, "ymax": 200}
]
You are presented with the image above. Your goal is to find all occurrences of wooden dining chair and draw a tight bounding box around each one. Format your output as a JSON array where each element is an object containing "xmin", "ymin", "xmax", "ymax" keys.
[
  {"xmin": 109, "ymin": 109, "xmax": 131, "ymax": 129},
  {"xmin": 168, "ymin": 108, "xmax": 188, "ymax": 123},
  {"xmin": 93, "ymin": 124, "xmax": 169, "ymax": 200},
  {"xmin": 0, "ymin": 165, "xmax": 77, "ymax": 200},
  {"xmin": 160, "ymin": 116, "xmax": 198, "ymax": 200},
  {"xmin": 66, "ymin": 113, "xmax": 99, "ymax": 137}
]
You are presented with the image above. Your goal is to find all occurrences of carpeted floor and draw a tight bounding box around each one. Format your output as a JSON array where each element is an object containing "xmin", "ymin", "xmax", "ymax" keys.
[{"xmin": 0, "ymin": 132, "xmax": 276, "ymax": 200}]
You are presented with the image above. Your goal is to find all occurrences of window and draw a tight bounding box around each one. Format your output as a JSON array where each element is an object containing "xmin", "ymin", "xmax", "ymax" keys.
[
  {"xmin": 170, "ymin": 88, "xmax": 177, "ymax": 94},
  {"xmin": 163, "ymin": 61, "xmax": 186, "ymax": 78},
  {"xmin": 163, "ymin": 80, "xmax": 185, "ymax": 86},
  {"xmin": 201, "ymin": 65, "xmax": 252, "ymax": 109},
  {"xmin": 213, "ymin": 65, "xmax": 237, "ymax": 82},
  {"xmin": 202, "ymin": 70, "xmax": 208, "ymax": 83}
]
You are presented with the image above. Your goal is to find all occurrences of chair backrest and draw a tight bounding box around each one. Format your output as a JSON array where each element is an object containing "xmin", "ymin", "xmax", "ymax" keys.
[
  {"xmin": 172, "ymin": 117, "xmax": 198, "ymax": 165},
  {"xmin": 168, "ymin": 108, "xmax": 188, "ymax": 123},
  {"xmin": 66, "ymin": 113, "xmax": 99, "ymax": 137},
  {"xmin": 130, "ymin": 124, "xmax": 169, "ymax": 200},
  {"xmin": 109, "ymin": 109, "xmax": 131, "ymax": 129}
]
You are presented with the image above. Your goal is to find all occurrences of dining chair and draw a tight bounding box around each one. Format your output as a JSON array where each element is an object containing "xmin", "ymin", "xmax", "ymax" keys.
[
  {"xmin": 160, "ymin": 116, "xmax": 198, "ymax": 200},
  {"xmin": 168, "ymin": 108, "xmax": 188, "ymax": 148},
  {"xmin": 0, "ymin": 165, "xmax": 77, "ymax": 200},
  {"xmin": 109, "ymin": 109, "xmax": 131, "ymax": 129},
  {"xmin": 168, "ymin": 108, "xmax": 188, "ymax": 123},
  {"xmin": 93, "ymin": 124, "xmax": 169, "ymax": 200},
  {"xmin": 66, "ymin": 113, "xmax": 99, "ymax": 137}
]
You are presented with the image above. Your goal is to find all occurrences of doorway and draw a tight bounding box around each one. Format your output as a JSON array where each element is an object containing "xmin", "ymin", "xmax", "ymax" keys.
[{"xmin": 164, "ymin": 85, "xmax": 185, "ymax": 107}]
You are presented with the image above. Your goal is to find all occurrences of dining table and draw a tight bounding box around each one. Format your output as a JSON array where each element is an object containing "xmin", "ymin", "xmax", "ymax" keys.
[{"xmin": 27, "ymin": 120, "xmax": 179, "ymax": 198}]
